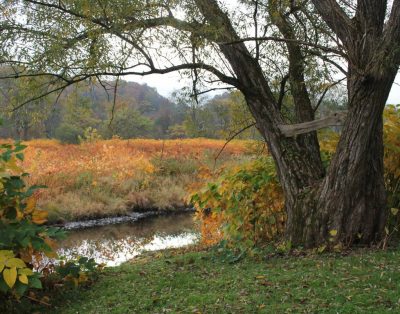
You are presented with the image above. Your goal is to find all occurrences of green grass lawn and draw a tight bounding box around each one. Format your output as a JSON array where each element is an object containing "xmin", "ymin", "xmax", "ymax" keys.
[{"xmin": 30, "ymin": 248, "xmax": 400, "ymax": 314}]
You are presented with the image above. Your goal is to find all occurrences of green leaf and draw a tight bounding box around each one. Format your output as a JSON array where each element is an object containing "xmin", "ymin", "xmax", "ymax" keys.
[
  {"xmin": 16, "ymin": 153, "xmax": 24, "ymax": 161},
  {"xmin": 14, "ymin": 281, "xmax": 29, "ymax": 296},
  {"xmin": 29, "ymin": 276, "xmax": 42, "ymax": 289}
]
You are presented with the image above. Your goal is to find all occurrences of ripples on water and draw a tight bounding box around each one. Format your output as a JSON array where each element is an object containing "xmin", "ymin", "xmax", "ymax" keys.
[{"xmin": 57, "ymin": 213, "xmax": 199, "ymax": 266}]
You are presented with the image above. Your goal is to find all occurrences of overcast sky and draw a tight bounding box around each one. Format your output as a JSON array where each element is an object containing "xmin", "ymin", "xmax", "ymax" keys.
[{"xmin": 130, "ymin": 72, "xmax": 400, "ymax": 104}]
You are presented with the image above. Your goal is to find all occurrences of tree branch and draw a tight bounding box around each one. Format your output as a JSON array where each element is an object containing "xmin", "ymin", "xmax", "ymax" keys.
[
  {"xmin": 214, "ymin": 122, "xmax": 256, "ymax": 167},
  {"xmin": 313, "ymin": 77, "xmax": 347, "ymax": 113},
  {"xmin": 220, "ymin": 36, "xmax": 347, "ymax": 58},
  {"xmin": 277, "ymin": 74, "xmax": 289, "ymax": 111},
  {"xmin": 311, "ymin": 0, "xmax": 354, "ymax": 46},
  {"xmin": 383, "ymin": 0, "xmax": 400, "ymax": 65},
  {"xmin": 7, "ymin": 62, "xmax": 240, "ymax": 110}
]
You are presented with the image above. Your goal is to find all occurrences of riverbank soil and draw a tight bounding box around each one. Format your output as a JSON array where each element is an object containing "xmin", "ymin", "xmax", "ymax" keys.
[{"xmin": 25, "ymin": 247, "xmax": 400, "ymax": 313}]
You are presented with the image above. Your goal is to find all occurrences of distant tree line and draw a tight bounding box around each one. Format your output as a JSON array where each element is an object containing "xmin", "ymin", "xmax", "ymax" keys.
[{"xmin": 0, "ymin": 76, "xmax": 264, "ymax": 142}]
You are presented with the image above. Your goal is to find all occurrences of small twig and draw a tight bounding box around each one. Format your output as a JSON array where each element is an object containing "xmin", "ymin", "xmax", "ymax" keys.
[
  {"xmin": 313, "ymin": 77, "xmax": 346, "ymax": 113},
  {"xmin": 24, "ymin": 295, "xmax": 51, "ymax": 307},
  {"xmin": 189, "ymin": 86, "xmax": 235, "ymax": 97},
  {"xmin": 277, "ymin": 74, "xmax": 289, "ymax": 110},
  {"xmin": 214, "ymin": 122, "xmax": 256, "ymax": 169},
  {"xmin": 108, "ymin": 75, "xmax": 120, "ymax": 127},
  {"xmin": 160, "ymin": 139, "xmax": 166, "ymax": 161}
]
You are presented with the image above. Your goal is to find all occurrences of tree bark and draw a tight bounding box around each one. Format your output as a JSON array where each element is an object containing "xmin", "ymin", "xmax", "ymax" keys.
[{"xmin": 287, "ymin": 68, "xmax": 397, "ymax": 247}]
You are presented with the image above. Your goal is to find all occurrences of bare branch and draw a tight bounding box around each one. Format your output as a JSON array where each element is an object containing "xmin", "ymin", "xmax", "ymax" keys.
[
  {"xmin": 214, "ymin": 122, "xmax": 256, "ymax": 167},
  {"xmin": 313, "ymin": 77, "xmax": 347, "ymax": 113},
  {"xmin": 277, "ymin": 74, "xmax": 289, "ymax": 111},
  {"xmin": 220, "ymin": 36, "xmax": 346, "ymax": 58},
  {"xmin": 190, "ymin": 86, "xmax": 236, "ymax": 97},
  {"xmin": 383, "ymin": 0, "xmax": 400, "ymax": 65},
  {"xmin": 311, "ymin": 0, "xmax": 354, "ymax": 46}
]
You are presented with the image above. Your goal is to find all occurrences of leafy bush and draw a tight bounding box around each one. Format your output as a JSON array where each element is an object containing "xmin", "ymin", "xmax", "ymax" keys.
[
  {"xmin": 54, "ymin": 123, "xmax": 83, "ymax": 144},
  {"xmin": 152, "ymin": 157, "xmax": 198, "ymax": 176},
  {"xmin": 78, "ymin": 127, "xmax": 102, "ymax": 143},
  {"xmin": 0, "ymin": 142, "xmax": 103, "ymax": 311},
  {"xmin": 56, "ymin": 256, "xmax": 102, "ymax": 287},
  {"xmin": 0, "ymin": 142, "xmax": 65, "ymax": 298},
  {"xmin": 0, "ymin": 250, "xmax": 42, "ymax": 296},
  {"xmin": 384, "ymin": 105, "xmax": 400, "ymax": 211},
  {"xmin": 383, "ymin": 105, "xmax": 400, "ymax": 243},
  {"xmin": 191, "ymin": 157, "xmax": 285, "ymax": 250}
]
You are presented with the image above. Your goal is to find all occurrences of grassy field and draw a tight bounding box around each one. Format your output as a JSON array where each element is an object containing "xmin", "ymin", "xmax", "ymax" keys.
[
  {"xmin": 17, "ymin": 138, "xmax": 256, "ymax": 223},
  {"xmin": 20, "ymin": 247, "xmax": 400, "ymax": 313}
]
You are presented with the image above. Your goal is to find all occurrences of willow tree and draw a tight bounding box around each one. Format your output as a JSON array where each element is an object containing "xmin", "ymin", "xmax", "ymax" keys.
[{"xmin": 1, "ymin": 0, "xmax": 399, "ymax": 247}]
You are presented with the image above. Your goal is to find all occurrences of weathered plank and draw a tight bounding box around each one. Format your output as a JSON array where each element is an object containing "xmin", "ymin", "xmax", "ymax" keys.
[{"xmin": 279, "ymin": 111, "xmax": 347, "ymax": 137}]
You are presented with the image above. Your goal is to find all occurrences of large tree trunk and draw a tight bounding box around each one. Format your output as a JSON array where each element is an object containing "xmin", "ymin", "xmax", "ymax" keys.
[{"xmin": 285, "ymin": 67, "xmax": 398, "ymax": 247}]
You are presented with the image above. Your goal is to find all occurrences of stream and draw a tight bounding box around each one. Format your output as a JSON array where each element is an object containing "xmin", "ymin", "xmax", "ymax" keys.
[{"xmin": 57, "ymin": 212, "xmax": 199, "ymax": 267}]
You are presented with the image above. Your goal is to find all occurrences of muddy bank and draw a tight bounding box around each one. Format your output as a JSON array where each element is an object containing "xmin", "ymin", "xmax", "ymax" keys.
[{"xmin": 52, "ymin": 207, "xmax": 195, "ymax": 230}]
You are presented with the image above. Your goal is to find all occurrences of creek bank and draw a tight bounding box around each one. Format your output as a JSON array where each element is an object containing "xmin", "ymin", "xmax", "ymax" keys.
[{"xmin": 51, "ymin": 207, "xmax": 195, "ymax": 230}]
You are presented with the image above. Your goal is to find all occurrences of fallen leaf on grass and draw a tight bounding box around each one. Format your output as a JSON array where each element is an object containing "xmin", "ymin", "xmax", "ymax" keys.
[{"xmin": 259, "ymin": 280, "xmax": 273, "ymax": 287}]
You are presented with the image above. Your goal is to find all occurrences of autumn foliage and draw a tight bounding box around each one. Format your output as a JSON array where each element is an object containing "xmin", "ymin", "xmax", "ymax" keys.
[
  {"xmin": 0, "ymin": 142, "xmax": 64, "ymax": 298},
  {"xmin": 191, "ymin": 156, "xmax": 285, "ymax": 248},
  {"xmin": 192, "ymin": 106, "xmax": 400, "ymax": 248},
  {"xmin": 3, "ymin": 138, "xmax": 252, "ymax": 222}
]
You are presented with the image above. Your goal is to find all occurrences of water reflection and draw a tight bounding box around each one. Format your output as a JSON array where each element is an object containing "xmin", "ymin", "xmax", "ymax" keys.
[{"xmin": 57, "ymin": 213, "xmax": 198, "ymax": 266}]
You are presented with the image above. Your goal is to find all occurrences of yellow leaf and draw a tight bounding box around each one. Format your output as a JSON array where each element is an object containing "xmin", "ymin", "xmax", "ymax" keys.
[
  {"xmin": 44, "ymin": 238, "xmax": 58, "ymax": 251},
  {"xmin": 5, "ymin": 258, "xmax": 26, "ymax": 268},
  {"xmin": 333, "ymin": 243, "xmax": 343, "ymax": 251},
  {"xmin": 44, "ymin": 251, "xmax": 58, "ymax": 259},
  {"xmin": 391, "ymin": 208, "xmax": 399, "ymax": 216},
  {"xmin": 6, "ymin": 158, "xmax": 21, "ymax": 173},
  {"xmin": 19, "ymin": 274, "xmax": 28, "ymax": 285},
  {"xmin": 318, "ymin": 245, "xmax": 327, "ymax": 253},
  {"xmin": 3, "ymin": 267, "xmax": 17, "ymax": 288},
  {"xmin": 329, "ymin": 230, "xmax": 338, "ymax": 237},
  {"xmin": 79, "ymin": 273, "xmax": 88, "ymax": 283},
  {"xmin": 25, "ymin": 198, "xmax": 36, "ymax": 214},
  {"xmin": 32, "ymin": 210, "xmax": 48, "ymax": 225},
  {"xmin": 255, "ymin": 275, "xmax": 266, "ymax": 280},
  {"xmin": 0, "ymin": 264, "xmax": 4, "ymax": 272},
  {"xmin": 18, "ymin": 268, "xmax": 33, "ymax": 276},
  {"xmin": 0, "ymin": 250, "xmax": 14, "ymax": 260},
  {"xmin": 73, "ymin": 277, "xmax": 79, "ymax": 287}
]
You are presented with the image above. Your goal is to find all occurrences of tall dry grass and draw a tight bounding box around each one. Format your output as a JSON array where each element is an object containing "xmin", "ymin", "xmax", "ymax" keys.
[{"xmin": 12, "ymin": 138, "xmax": 254, "ymax": 222}]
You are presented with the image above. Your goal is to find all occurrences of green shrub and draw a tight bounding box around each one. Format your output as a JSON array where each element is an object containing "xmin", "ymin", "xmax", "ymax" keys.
[
  {"xmin": 0, "ymin": 142, "xmax": 65, "ymax": 299},
  {"xmin": 191, "ymin": 157, "xmax": 285, "ymax": 250}
]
